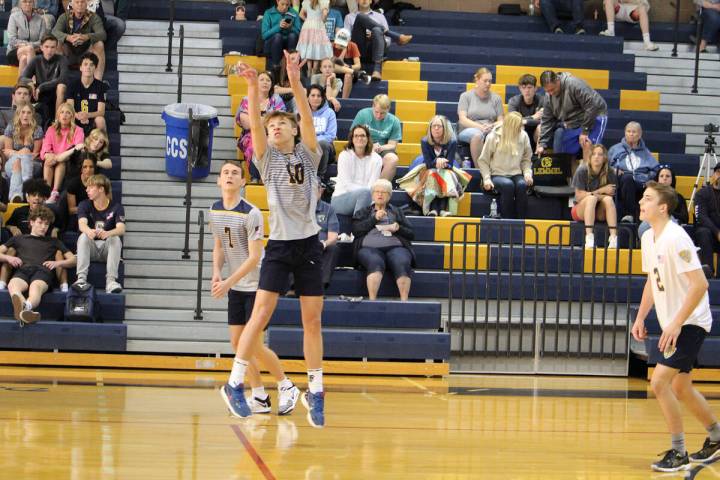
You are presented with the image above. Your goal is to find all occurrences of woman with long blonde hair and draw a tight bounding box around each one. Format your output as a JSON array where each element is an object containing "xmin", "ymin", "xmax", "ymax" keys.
[
  {"xmin": 3, "ymin": 104, "xmax": 43, "ymax": 202},
  {"xmin": 40, "ymin": 102, "xmax": 85, "ymax": 202},
  {"xmin": 570, "ymin": 144, "xmax": 619, "ymax": 248},
  {"xmin": 476, "ymin": 111, "xmax": 533, "ymax": 219}
]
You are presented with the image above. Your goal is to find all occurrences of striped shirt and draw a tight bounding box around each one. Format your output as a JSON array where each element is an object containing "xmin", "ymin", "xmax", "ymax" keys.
[
  {"xmin": 254, "ymin": 142, "xmax": 322, "ymax": 240},
  {"xmin": 209, "ymin": 198, "xmax": 264, "ymax": 292}
]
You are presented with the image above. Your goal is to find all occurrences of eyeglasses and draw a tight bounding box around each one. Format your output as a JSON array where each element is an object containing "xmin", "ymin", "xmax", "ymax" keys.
[
  {"xmin": 657, "ymin": 164, "xmax": 671, "ymax": 170},
  {"xmin": 372, "ymin": 190, "xmax": 390, "ymax": 195}
]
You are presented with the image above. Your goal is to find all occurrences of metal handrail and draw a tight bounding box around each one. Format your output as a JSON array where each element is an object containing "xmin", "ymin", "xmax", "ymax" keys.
[{"xmin": 166, "ymin": 0, "xmax": 176, "ymax": 72}]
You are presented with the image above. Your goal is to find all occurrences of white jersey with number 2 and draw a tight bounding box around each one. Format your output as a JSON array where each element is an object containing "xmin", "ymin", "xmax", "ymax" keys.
[{"xmin": 641, "ymin": 221, "xmax": 712, "ymax": 332}]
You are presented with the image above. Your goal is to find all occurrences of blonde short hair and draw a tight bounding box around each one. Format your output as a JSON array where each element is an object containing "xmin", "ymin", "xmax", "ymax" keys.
[{"xmin": 372, "ymin": 94, "xmax": 391, "ymax": 111}]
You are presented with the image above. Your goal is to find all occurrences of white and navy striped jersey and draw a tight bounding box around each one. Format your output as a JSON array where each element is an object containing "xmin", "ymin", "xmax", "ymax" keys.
[
  {"xmin": 254, "ymin": 143, "xmax": 322, "ymax": 241},
  {"xmin": 209, "ymin": 198, "xmax": 264, "ymax": 292}
]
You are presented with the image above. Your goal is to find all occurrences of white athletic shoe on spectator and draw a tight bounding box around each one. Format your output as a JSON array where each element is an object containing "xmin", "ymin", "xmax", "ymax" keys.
[
  {"xmin": 608, "ymin": 236, "xmax": 618, "ymax": 249},
  {"xmin": 585, "ymin": 233, "xmax": 595, "ymax": 249},
  {"xmin": 0, "ymin": 281, "xmax": 7, "ymax": 290},
  {"xmin": 644, "ymin": 42, "xmax": 659, "ymax": 51},
  {"xmin": 106, "ymin": 281, "xmax": 123, "ymax": 294},
  {"xmin": 337, "ymin": 233, "xmax": 354, "ymax": 243},
  {"xmin": 278, "ymin": 384, "xmax": 301, "ymax": 415},
  {"xmin": 246, "ymin": 395, "xmax": 272, "ymax": 414},
  {"xmin": 599, "ymin": 29, "xmax": 613, "ymax": 36},
  {"xmin": 60, "ymin": 283, "xmax": 69, "ymax": 293}
]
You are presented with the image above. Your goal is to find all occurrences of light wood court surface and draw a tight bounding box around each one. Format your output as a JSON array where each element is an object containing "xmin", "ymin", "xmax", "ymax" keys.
[{"xmin": 2, "ymin": 367, "xmax": 720, "ymax": 479}]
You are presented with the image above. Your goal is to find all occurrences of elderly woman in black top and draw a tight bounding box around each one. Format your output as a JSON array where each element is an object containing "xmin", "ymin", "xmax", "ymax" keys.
[{"xmin": 352, "ymin": 178, "xmax": 415, "ymax": 301}]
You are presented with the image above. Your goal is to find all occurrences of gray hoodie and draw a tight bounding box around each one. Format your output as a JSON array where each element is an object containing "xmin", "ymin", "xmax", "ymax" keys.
[
  {"xmin": 538, "ymin": 72, "xmax": 608, "ymax": 148},
  {"xmin": 7, "ymin": 10, "xmax": 50, "ymax": 51}
]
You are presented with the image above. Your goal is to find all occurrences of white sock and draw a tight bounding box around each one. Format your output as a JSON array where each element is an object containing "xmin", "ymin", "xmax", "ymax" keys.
[
  {"xmin": 251, "ymin": 386, "xmax": 267, "ymax": 399},
  {"xmin": 606, "ymin": 22, "xmax": 614, "ymax": 35},
  {"xmin": 308, "ymin": 368, "xmax": 323, "ymax": 394},
  {"xmin": 228, "ymin": 358, "xmax": 248, "ymax": 389},
  {"xmin": 642, "ymin": 33, "xmax": 652, "ymax": 44},
  {"xmin": 0, "ymin": 281, "xmax": 6, "ymax": 290},
  {"xmin": 278, "ymin": 377, "xmax": 293, "ymax": 391},
  {"xmin": 24, "ymin": 300, "xmax": 32, "ymax": 310}
]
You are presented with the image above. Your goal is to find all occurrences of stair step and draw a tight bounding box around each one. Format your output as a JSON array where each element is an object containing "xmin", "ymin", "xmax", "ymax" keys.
[
  {"xmin": 118, "ymin": 54, "xmax": 223, "ymax": 68},
  {"xmin": 120, "ymin": 72, "xmax": 228, "ymax": 87},
  {"xmin": 120, "ymin": 36, "xmax": 222, "ymax": 49},
  {"xmin": 125, "ymin": 20, "xmax": 220, "ymax": 33}
]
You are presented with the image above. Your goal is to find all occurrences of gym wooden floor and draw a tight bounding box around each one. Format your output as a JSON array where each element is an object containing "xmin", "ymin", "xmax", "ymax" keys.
[{"xmin": 2, "ymin": 367, "xmax": 720, "ymax": 479}]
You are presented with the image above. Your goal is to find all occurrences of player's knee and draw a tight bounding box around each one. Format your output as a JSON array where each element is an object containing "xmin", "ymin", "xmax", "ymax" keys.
[
  {"xmin": 301, "ymin": 315, "xmax": 322, "ymax": 334},
  {"xmin": 650, "ymin": 376, "xmax": 671, "ymax": 396}
]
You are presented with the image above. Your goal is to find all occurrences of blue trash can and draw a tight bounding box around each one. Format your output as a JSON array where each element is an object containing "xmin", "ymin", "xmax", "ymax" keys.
[{"xmin": 161, "ymin": 103, "xmax": 219, "ymax": 179}]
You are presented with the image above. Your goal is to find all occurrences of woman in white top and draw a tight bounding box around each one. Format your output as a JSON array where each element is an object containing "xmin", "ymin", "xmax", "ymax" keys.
[
  {"xmin": 477, "ymin": 112, "xmax": 533, "ymax": 219},
  {"xmin": 331, "ymin": 124, "xmax": 383, "ymax": 215}
]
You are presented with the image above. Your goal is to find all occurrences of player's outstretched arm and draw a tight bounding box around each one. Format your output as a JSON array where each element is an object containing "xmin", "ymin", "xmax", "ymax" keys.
[{"xmin": 284, "ymin": 50, "xmax": 319, "ymax": 153}]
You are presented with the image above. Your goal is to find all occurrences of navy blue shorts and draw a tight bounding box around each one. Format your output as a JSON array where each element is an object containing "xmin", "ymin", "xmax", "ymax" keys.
[
  {"xmin": 259, "ymin": 235, "xmax": 324, "ymax": 296},
  {"xmin": 657, "ymin": 324, "xmax": 707, "ymax": 374},
  {"xmin": 227, "ymin": 290, "xmax": 256, "ymax": 326}
]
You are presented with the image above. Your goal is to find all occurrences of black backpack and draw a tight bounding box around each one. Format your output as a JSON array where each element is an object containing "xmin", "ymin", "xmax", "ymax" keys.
[{"xmin": 65, "ymin": 283, "xmax": 99, "ymax": 322}]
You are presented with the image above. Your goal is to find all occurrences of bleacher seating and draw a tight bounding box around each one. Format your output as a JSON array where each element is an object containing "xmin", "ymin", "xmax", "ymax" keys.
[{"xmin": 0, "ymin": 6, "xmax": 126, "ymax": 349}]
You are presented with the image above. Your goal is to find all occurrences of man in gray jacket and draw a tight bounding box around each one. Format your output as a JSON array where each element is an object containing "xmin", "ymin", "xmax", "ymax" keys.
[
  {"xmin": 535, "ymin": 70, "xmax": 608, "ymax": 160},
  {"xmin": 52, "ymin": 0, "xmax": 107, "ymax": 80}
]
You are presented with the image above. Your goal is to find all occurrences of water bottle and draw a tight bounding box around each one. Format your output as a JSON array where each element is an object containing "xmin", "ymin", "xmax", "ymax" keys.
[
  {"xmin": 461, "ymin": 159, "xmax": 472, "ymax": 169},
  {"xmin": 528, "ymin": 1, "xmax": 535, "ymax": 16},
  {"xmin": 490, "ymin": 199, "xmax": 498, "ymax": 218}
]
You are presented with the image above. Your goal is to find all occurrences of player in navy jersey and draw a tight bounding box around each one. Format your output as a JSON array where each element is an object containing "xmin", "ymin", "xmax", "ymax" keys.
[
  {"xmin": 220, "ymin": 51, "xmax": 326, "ymax": 428},
  {"xmin": 211, "ymin": 160, "xmax": 300, "ymax": 416}
]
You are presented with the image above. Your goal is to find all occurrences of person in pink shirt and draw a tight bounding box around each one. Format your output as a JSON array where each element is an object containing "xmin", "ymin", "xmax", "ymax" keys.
[{"xmin": 40, "ymin": 102, "xmax": 84, "ymax": 203}]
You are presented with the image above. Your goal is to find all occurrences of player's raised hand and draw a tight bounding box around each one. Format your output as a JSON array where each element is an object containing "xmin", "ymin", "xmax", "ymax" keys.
[
  {"xmin": 235, "ymin": 62, "xmax": 258, "ymax": 84},
  {"xmin": 283, "ymin": 50, "xmax": 307, "ymax": 84}
]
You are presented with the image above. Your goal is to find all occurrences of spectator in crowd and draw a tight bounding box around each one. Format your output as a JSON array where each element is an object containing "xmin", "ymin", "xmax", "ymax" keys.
[
  {"xmin": 274, "ymin": 50, "xmax": 309, "ymax": 112},
  {"xmin": 698, "ymin": 0, "xmax": 720, "ymax": 53},
  {"xmin": 3, "ymin": 104, "xmax": 44, "ymax": 203},
  {"xmin": 7, "ymin": 0, "xmax": 51, "ymax": 76},
  {"xmin": 0, "ymin": 206, "xmax": 75, "ymax": 324},
  {"xmin": 637, "ymin": 165, "xmax": 689, "ymax": 239},
  {"xmin": 352, "ymin": 178, "xmax": 415, "ymax": 301},
  {"xmin": 73, "ymin": 174, "xmax": 124, "ymax": 293},
  {"xmin": 11, "ymin": 0, "xmax": 58, "ymax": 29},
  {"xmin": 40, "ymin": 102, "xmax": 85, "ymax": 203},
  {"xmin": 343, "ymin": 0, "xmax": 412, "ymax": 81},
  {"xmin": 477, "ymin": 112, "xmax": 533, "ymax": 219},
  {"xmin": 313, "ymin": 179, "xmax": 340, "ymax": 289},
  {"xmin": 600, "ymin": 0, "xmax": 658, "ymax": 51},
  {"xmin": 310, "ymin": 58, "xmax": 342, "ymax": 111},
  {"xmin": 0, "ymin": 179, "xmax": 66, "ymax": 292},
  {"xmin": 331, "ymin": 28, "xmax": 369, "ymax": 99},
  {"xmin": 308, "ymin": 85, "xmax": 337, "ymax": 180},
  {"xmin": 232, "ymin": 1, "xmax": 247, "ymax": 21},
  {"xmin": 52, "ymin": 0, "xmax": 107, "ymax": 80},
  {"xmin": 66, "ymin": 156, "xmax": 95, "ymax": 219},
  {"xmin": 457, "ymin": 67, "xmax": 504, "ymax": 167},
  {"xmin": 536, "ymin": 70, "xmax": 608, "ymax": 160},
  {"xmin": 65, "ymin": 127, "xmax": 111, "ymax": 180},
  {"xmin": 84, "ymin": 0, "xmax": 128, "ymax": 50},
  {"xmin": 296, "ymin": 0, "xmax": 333, "ymax": 74},
  {"xmin": 401, "ymin": 115, "xmax": 467, "ymax": 216},
  {"xmin": 235, "ymin": 70, "xmax": 286, "ymax": 183},
  {"xmin": 331, "ymin": 124, "xmax": 382, "ymax": 215},
  {"xmin": 350, "ymin": 94, "xmax": 401, "ymax": 181},
  {"xmin": 608, "ymin": 121, "xmax": 659, "ymax": 223},
  {"xmin": 0, "ymin": 83, "xmax": 37, "ymax": 134},
  {"xmin": 325, "ymin": 0, "xmax": 344, "ymax": 41},
  {"xmin": 21, "ymin": 34, "xmax": 68, "ymax": 128},
  {"xmin": 65, "ymin": 51, "xmax": 107, "ymax": 135},
  {"xmin": 694, "ymin": 163, "xmax": 720, "ymax": 278},
  {"xmin": 571, "ymin": 144, "xmax": 618, "ymax": 248},
  {"xmin": 535, "ymin": 0, "xmax": 586, "ymax": 34},
  {"xmin": 261, "ymin": 0, "xmax": 302, "ymax": 69},
  {"xmin": 508, "ymin": 73, "xmax": 545, "ymax": 151}
]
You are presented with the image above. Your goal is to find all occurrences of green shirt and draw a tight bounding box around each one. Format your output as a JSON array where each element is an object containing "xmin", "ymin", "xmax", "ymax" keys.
[{"xmin": 351, "ymin": 108, "xmax": 402, "ymax": 145}]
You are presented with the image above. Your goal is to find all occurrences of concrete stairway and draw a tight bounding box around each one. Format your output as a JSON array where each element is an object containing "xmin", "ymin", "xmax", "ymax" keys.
[
  {"xmin": 119, "ymin": 20, "xmax": 236, "ymax": 355},
  {"xmin": 624, "ymin": 40, "xmax": 720, "ymax": 156}
]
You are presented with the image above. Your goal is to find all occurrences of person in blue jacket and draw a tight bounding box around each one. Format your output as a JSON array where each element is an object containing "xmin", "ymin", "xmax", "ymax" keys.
[
  {"xmin": 608, "ymin": 121, "xmax": 660, "ymax": 223},
  {"xmin": 308, "ymin": 84, "xmax": 337, "ymax": 180},
  {"xmin": 261, "ymin": 0, "xmax": 302, "ymax": 69}
]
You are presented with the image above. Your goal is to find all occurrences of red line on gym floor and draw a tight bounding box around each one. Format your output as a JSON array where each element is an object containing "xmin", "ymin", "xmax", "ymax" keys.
[{"xmin": 230, "ymin": 424, "xmax": 276, "ymax": 480}]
